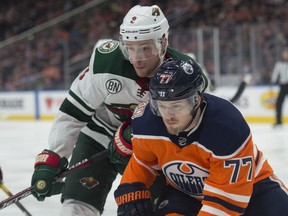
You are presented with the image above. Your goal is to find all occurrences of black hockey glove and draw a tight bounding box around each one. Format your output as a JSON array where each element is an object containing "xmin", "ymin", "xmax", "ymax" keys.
[
  {"xmin": 114, "ymin": 182, "xmax": 153, "ymax": 216},
  {"xmin": 31, "ymin": 149, "xmax": 68, "ymax": 201},
  {"xmin": 109, "ymin": 120, "xmax": 132, "ymax": 174}
]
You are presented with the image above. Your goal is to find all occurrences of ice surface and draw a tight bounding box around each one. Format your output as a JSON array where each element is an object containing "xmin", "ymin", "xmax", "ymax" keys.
[{"xmin": 0, "ymin": 121, "xmax": 287, "ymax": 216}]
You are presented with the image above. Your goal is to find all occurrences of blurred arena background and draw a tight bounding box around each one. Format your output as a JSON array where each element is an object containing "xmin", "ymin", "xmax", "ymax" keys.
[
  {"xmin": 0, "ymin": 0, "xmax": 288, "ymax": 122},
  {"xmin": 1, "ymin": 1, "xmax": 288, "ymax": 215}
]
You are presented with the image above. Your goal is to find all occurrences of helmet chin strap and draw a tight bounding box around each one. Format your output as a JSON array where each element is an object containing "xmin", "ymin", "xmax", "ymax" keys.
[
  {"xmin": 155, "ymin": 35, "xmax": 167, "ymax": 66},
  {"xmin": 152, "ymin": 40, "xmax": 167, "ymax": 77},
  {"xmin": 183, "ymin": 95, "xmax": 203, "ymax": 132},
  {"xmin": 148, "ymin": 55, "xmax": 164, "ymax": 78}
]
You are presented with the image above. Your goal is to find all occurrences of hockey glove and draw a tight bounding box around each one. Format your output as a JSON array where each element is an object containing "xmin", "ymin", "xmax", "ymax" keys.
[
  {"xmin": 109, "ymin": 120, "xmax": 132, "ymax": 173},
  {"xmin": 31, "ymin": 149, "xmax": 68, "ymax": 201},
  {"xmin": 114, "ymin": 182, "xmax": 153, "ymax": 216}
]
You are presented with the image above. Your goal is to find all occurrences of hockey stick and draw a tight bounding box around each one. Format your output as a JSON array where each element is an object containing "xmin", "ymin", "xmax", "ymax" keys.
[
  {"xmin": 229, "ymin": 73, "xmax": 252, "ymax": 104},
  {"xmin": 0, "ymin": 167, "xmax": 32, "ymax": 215},
  {"xmin": 0, "ymin": 184, "xmax": 32, "ymax": 216},
  {"xmin": 0, "ymin": 149, "xmax": 109, "ymax": 210},
  {"xmin": 229, "ymin": 81, "xmax": 247, "ymax": 103}
]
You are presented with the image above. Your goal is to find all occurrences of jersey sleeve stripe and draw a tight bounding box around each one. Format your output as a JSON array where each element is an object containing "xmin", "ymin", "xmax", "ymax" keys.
[
  {"xmin": 189, "ymin": 137, "xmax": 250, "ymax": 160},
  {"xmin": 91, "ymin": 115, "xmax": 116, "ymax": 136},
  {"xmin": 133, "ymin": 154, "xmax": 158, "ymax": 177},
  {"xmin": 200, "ymin": 205, "xmax": 230, "ymax": 216},
  {"xmin": 81, "ymin": 127, "xmax": 111, "ymax": 148},
  {"xmin": 204, "ymin": 184, "xmax": 250, "ymax": 203},
  {"xmin": 66, "ymin": 94, "xmax": 95, "ymax": 116},
  {"xmin": 69, "ymin": 90, "xmax": 95, "ymax": 112},
  {"xmin": 269, "ymin": 174, "xmax": 288, "ymax": 194},
  {"xmin": 253, "ymin": 144, "xmax": 260, "ymax": 164},
  {"xmin": 254, "ymin": 154, "xmax": 267, "ymax": 177},
  {"xmin": 204, "ymin": 195, "xmax": 245, "ymax": 214},
  {"xmin": 60, "ymin": 98, "xmax": 92, "ymax": 122}
]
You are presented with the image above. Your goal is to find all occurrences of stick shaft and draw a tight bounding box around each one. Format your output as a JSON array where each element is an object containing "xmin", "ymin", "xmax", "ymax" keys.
[
  {"xmin": 0, "ymin": 183, "xmax": 32, "ymax": 216},
  {"xmin": 0, "ymin": 149, "xmax": 109, "ymax": 210}
]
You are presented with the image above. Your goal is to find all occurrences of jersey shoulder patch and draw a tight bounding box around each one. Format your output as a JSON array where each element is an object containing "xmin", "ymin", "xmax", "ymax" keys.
[
  {"xmin": 92, "ymin": 40, "xmax": 137, "ymax": 79},
  {"xmin": 132, "ymin": 101, "xmax": 149, "ymax": 120},
  {"xmin": 131, "ymin": 102, "xmax": 169, "ymax": 137},
  {"xmin": 97, "ymin": 40, "xmax": 119, "ymax": 54}
]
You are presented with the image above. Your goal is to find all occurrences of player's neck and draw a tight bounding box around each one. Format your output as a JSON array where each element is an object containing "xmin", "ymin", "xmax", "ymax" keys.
[{"xmin": 184, "ymin": 108, "xmax": 201, "ymax": 132}]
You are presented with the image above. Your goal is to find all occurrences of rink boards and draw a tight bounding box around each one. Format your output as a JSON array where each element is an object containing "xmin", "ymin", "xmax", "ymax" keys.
[{"xmin": 0, "ymin": 86, "xmax": 287, "ymax": 123}]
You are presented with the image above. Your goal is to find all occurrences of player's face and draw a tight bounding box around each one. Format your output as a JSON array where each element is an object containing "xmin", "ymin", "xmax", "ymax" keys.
[
  {"xmin": 282, "ymin": 50, "xmax": 288, "ymax": 60},
  {"xmin": 157, "ymin": 99, "xmax": 194, "ymax": 135},
  {"xmin": 123, "ymin": 40, "xmax": 161, "ymax": 77}
]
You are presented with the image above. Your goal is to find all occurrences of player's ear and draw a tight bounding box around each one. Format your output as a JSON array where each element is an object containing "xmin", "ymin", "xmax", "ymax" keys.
[
  {"xmin": 161, "ymin": 37, "xmax": 168, "ymax": 47},
  {"xmin": 195, "ymin": 94, "xmax": 202, "ymax": 108},
  {"xmin": 160, "ymin": 36, "xmax": 168, "ymax": 55}
]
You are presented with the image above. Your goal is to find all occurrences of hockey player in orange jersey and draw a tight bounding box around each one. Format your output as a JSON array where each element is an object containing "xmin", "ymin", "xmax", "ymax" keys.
[{"xmin": 114, "ymin": 59, "xmax": 288, "ymax": 215}]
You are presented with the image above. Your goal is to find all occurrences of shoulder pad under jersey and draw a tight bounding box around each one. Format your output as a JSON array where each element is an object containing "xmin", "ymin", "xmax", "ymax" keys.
[
  {"xmin": 92, "ymin": 40, "xmax": 138, "ymax": 79},
  {"xmin": 166, "ymin": 46, "xmax": 193, "ymax": 60},
  {"xmin": 199, "ymin": 94, "xmax": 251, "ymax": 156},
  {"xmin": 166, "ymin": 46, "xmax": 209, "ymax": 91},
  {"xmin": 132, "ymin": 101, "xmax": 168, "ymax": 136}
]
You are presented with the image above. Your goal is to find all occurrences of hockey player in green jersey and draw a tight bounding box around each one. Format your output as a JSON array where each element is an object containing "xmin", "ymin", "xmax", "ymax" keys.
[{"xmin": 31, "ymin": 4, "xmax": 208, "ymax": 216}]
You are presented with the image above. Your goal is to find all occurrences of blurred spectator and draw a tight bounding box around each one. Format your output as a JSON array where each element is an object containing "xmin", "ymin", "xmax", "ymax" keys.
[
  {"xmin": 41, "ymin": 65, "xmax": 62, "ymax": 90},
  {"xmin": 1, "ymin": 0, "xmax": 288, "ymax": 90}
]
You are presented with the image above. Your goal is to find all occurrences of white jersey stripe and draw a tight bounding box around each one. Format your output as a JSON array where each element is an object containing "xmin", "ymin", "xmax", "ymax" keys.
[
  {"xmin": 204, "ymin": 184, "xmax": 250, "ymax": 203},
  {"xmin": 81, "ymin": 127, "xmax": 111, "ymax": 148},
  {"xmin": 133, "ymin": 154, "xmax": 158, "ymax": 177},
  {"xmin": 254, "ymin": 155, "xmax": 267, "ymax": 178},
  {"xmin": 201, "ymin": 205, "xmax": 230, "ymax": 216}
]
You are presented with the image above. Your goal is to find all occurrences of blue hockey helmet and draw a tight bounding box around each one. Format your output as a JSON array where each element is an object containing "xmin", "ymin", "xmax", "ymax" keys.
[
  {"xmin": 149, "ymin": 58, "xmax": 205, "ymax": 116},
  {"xmin": 150, "ymin": 58, "xmax": 205, "ymax": 101}
]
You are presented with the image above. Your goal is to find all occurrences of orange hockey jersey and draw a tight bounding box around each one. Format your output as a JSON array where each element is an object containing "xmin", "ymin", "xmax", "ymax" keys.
[{"xmin": 120, "ymin": 93, "xmax": 274, "ymax": 215}]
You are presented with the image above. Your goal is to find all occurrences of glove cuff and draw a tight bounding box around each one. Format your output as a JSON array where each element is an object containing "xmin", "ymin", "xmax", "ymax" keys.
[
  {"xmin": 34, "ymin": 149, "xmax": 61, "ymax": 168},
  {"xmin": 115, "ymin": 182, "xmax": 151, "ymax": 206},
  {"xmin": 114, "ymin": 120, "xmax": 133, "ymax": 157}
]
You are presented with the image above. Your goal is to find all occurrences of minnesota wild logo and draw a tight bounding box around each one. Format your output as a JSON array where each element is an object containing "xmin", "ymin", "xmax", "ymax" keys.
[
  {"xmin": 152, "ymin": 6, "xmax": 160, "ymax": 16},
  {"xmin": 80, "ymin": 177, "xmax": 99, "ymax": 189},
  {"xmin": 98, "ymin": 40, "xmax": 119, "ymax": 54},
  {"xmin": 105, "ymin": 103, "xmax": 137, "ymax": 122}
]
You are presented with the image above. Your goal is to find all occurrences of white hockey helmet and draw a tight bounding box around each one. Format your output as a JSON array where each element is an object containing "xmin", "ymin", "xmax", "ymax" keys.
[
  {"xmin": 119, "ymin": 5, "xmax": 169, "ymax": 61},
  {"xmin": 120, "ymin": 5, "xmax": 169, "ymax": 41}
]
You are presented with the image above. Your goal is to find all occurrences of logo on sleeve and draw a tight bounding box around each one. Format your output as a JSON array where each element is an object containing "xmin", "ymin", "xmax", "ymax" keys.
[
  {"xmin": 80, "ymin": 177, "xmax": 99, "ymax": 189},
  {"xmin": 79, "ymin": 67, "xmax": 89, "ymax": 80},
  {"xmin": 98, "ymin": 41, "xmax": 119, "ymax": 54},
  {"xmin": 105, "ymin": 103, "xmax": 137, "ymax": 122},
  {"xmin": 106, "ymin": 79, "xmax": 122, "ymax": 94},
  {"xmin": 163, "ymin": 161, "xmax": 209, "ymax": 197},
  {"xmin": 132, "ymin": 101, "xmax": 149, "ymax": 119}
]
